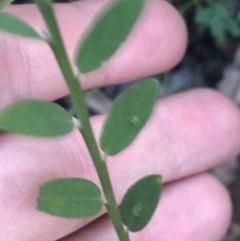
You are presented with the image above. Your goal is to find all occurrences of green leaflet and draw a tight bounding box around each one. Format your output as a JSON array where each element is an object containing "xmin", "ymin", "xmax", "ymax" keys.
[
  {"xmin": 0, "ymin": 99, "xmax": 73, "ymax": 137},
  {"xmin": 120, "ymin": 175, "xmax": 162, "ymax": 232},
  {"xmin": 100, "ymin": 78, "xmax": 158, "ymax": 156},
  {"xmin": 37, "ymin": 178, "xmax": 103, "ymax": 218},
  {"xmin": 0, "ymin": 11, "xmax": 41, "ymax": 39},
  {"xmin": 75, "ymin": 0, "xmax": 146, "ymax": 73}
]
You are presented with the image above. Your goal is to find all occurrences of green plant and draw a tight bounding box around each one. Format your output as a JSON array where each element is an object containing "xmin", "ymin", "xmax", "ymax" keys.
[
  {"xmin": 169, "ymin": 0, "xmax": 240, "ymax": 43},
  {"xmin": 195, "ymin": 0, "xmax": 240, "ymax": 42},
  {"xmin": 0, "ymin": 0, "xmax": 162, "ymax": 241}
]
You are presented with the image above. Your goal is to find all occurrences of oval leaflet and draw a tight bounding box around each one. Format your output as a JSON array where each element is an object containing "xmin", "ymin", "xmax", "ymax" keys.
[{"xmin": 120, "ymin": 175, "xmax": 162, "ymax": 232}]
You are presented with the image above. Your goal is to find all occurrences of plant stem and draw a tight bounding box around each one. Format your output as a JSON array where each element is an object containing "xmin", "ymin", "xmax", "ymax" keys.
[{"xmin": 34, "ymin": 0, "xmax": 129, "ymax": 241}]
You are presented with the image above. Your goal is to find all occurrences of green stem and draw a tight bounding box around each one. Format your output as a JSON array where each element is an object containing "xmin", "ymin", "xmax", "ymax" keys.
[{"xmin": 34, "ymin": 1, "xmax": 129, "ymax": 241}]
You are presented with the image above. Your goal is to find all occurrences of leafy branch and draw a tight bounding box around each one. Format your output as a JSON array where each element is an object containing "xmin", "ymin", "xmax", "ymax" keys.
[{"xmin": 0, "ymin": 0, "xmax": 163, "ymax": 240}]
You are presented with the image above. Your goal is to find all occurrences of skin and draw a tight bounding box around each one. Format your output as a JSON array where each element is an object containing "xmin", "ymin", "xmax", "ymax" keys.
[{"xmin": 0, "ymin": 0, "xmax": 239, "ymax": 240}]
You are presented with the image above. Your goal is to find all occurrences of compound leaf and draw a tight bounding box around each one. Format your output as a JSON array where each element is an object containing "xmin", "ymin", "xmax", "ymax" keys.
[
  {"xmin": 75, "ymin": 0, "xmax": 145, "ymax": 73},
  {"xmin": 100, "ymin": 78, "xmax": 158, "ymax": 156},
  {"xmin": 120, "ymin": 175, "xmax": 162, "ymax": 232},
  {"xmin": 0, "ymin": 11, "xmax": 41, "ymax": 39},
  {"xmin": 0, "ymin": 99, "xmax": 73, "ymax": 137},
  {"xmin": 37, "ymin": 178, "xmax": 103, "ymax": 218}
]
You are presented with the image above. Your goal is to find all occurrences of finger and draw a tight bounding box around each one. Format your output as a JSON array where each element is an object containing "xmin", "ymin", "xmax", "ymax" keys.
[
  {"xmin": 0, "ymin": 89, "xmax": 239, "ymax": 241},
  {"xmin": 0, "ymin": 0, "xmax": 187, "ymax": 107},
  {"xmin": 93, "ymin": 88, "xmax": 240, "ymax": 193},
  {"xmin": 59, "ymin": 173, "xmax": 231, "ymax": 241}
]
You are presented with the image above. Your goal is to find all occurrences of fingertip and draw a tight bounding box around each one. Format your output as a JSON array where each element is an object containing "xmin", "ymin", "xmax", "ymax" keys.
[
  {"xmin": 136, "ymin": 173, "xmax": 231, "ymax": 241},
  {"xmin": 151, "ymin": 0, "xmax": 187, "ymax": 71},
  {"xmin": 196, "ymin": 174, "xmax": 232, "ymax": 240},
  {"xmin": 154, "ymin": 88, "xmax": 240, "ymax": 180},
  {"xmin": 183, "ymin": 88, "xmax": 240, "ymax": 163},
  {"xmin": 178, "ymin": 173, "xmax": 232, "ymax": 241}
]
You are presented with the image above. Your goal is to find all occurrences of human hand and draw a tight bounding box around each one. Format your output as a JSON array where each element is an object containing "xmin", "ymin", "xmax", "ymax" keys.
[{"xmin": 1, "ymin": 0, "xmax": 240, "ymax": 240}]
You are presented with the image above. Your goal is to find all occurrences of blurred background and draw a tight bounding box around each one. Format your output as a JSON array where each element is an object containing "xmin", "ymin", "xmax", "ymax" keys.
[{"xmin": 7, "ymin": 0, "xmax": 240, "ymax": 240}]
